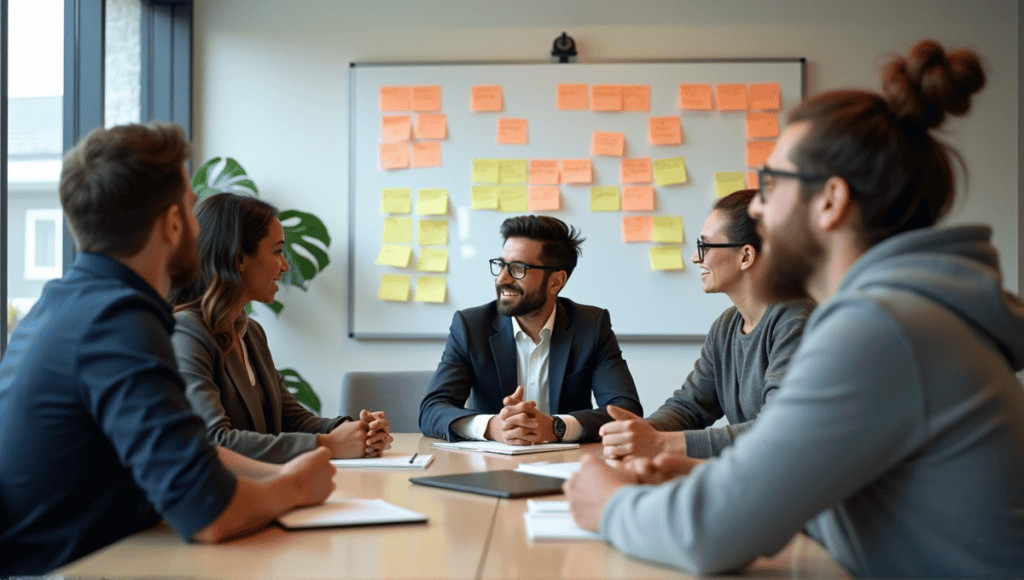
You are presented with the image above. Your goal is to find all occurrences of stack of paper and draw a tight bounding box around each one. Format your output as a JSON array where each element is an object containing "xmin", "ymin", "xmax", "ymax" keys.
[
  {"xmin": 523, "ymin": 500, "xmax": 600, "ymax": 541},
  {"xmin": 278, "ymin": 499, "xmax": 428, "ymax": 529},
  {"xmin": 514, "ymin": 461, "xmax": 580, "ymax": 480},
  {"xmin": 431, "ymin": 440, "xmax": 580, "ymax": 455},
  {"xmin": 330, "ymin": 453, "xmax": 434, "ymax": 469}
]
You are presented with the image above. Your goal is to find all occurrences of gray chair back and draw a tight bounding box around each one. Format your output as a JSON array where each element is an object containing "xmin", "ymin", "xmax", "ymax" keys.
[{"xmin": 339, "ymin": 371, "xmax": 434, "ymax": 433}]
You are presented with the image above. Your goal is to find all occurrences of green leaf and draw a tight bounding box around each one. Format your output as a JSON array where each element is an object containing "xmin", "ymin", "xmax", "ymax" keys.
[
  {"xmin": 279, "ymin": 209, "xmax": 331, "ymax": 290},
  {"xmin": 191, "ymin": 157, "xmax": 259, "ymax": 199},
  {"xmin": 268, "ymin": 300, "xmax": 284, "ymax": 315},
  {"xmin": 280, "ymin": 368, "xmax": 320, "ymax": 414}
]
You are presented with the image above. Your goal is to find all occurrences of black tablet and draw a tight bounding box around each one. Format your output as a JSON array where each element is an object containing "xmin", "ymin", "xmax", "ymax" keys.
[{"xmin": 409, "ymin": 469, "xmax": 566, "ymax": 498}]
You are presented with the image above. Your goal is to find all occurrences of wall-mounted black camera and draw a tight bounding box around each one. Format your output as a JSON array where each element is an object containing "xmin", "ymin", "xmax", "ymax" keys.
[{"xmin": 551, "ymin": 32, "xmax": 577, "ymax": 63}]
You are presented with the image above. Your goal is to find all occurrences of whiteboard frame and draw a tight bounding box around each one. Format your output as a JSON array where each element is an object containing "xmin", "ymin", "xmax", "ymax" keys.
[{"xmin": 348, "ymin": 58, "xmax": 806, "ymax": 341}]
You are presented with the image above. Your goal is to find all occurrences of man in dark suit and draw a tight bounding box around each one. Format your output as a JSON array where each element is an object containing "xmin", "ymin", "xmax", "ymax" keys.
[{"xmin": 419, "ymin": 215, "xmax": 642, "ymax": 444}]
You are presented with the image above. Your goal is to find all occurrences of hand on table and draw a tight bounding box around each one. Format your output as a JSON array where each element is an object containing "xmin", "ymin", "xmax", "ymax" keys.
[
  {"xmin": 362, "ymin": 409, "xmax": 393, "ymax": 457},
  {"xmin": 625, "ymin": 452, "xmax": 703, "ymax": 484},
  {"xmin": 562, "ymin": 454, "xmax": 640, "ymax": 532},
  {"xmin": 279, "ymin": 447, "xmax": 336, "ymax": 507},
  {"xmin": 317, "ymin": 417, "xmax": 369, "ymax": 459},
  {"xmin": 484, "ymin": 385, "xmax": 557, "ymax": 445},
  {"xmin": 599, "ymin": 405, "xmax": 685, "ymax": 461}
]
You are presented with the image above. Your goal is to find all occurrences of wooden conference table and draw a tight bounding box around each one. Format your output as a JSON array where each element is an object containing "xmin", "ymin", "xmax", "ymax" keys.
[{"xmin": 56, "ymin": 434, "xmax": 851, "ymax": 580}]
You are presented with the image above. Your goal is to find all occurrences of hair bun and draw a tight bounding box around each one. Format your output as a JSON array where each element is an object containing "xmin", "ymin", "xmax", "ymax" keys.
[{"xmin": 882, "ymin": 39, "xmax": 986, "ymax": 129}]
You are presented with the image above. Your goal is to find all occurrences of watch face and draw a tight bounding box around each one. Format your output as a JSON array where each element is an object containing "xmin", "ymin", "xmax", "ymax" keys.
[{"xmin": 553, "ymin": 417, "xmax": 566, "ymax": 438}]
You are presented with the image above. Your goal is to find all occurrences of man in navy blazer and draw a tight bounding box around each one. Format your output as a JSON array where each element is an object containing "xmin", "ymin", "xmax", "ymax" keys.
[{"xmin": 419, "ymin": 216, "xmax": 642, "ymax": 443}]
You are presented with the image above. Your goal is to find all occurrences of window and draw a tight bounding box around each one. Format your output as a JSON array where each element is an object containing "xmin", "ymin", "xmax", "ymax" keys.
[{"xmin": 24, "ymin": 208, "xmax": 63, "ymax": 280}]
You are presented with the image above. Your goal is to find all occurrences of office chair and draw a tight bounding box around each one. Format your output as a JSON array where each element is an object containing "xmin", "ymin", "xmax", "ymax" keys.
[{"xmin": 339, "ymin": 370, "xmax": 434, "ymax": 433}]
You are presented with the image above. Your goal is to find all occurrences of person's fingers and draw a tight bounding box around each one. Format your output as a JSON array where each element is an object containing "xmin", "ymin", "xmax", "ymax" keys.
[{"xmin": 606, "ymin": 405, "xmax": 640, "ymax": 421}]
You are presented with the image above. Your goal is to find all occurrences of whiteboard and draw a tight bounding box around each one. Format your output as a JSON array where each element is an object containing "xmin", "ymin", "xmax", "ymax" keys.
[{"xmin": 348, "ymin": 59, "xmax": 805, "ymax": 340}]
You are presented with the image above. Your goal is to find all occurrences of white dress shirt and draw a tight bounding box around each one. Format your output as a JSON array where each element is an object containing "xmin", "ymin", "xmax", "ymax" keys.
[{"xmin": 451, "ymin": 306, "xmax": 583, "ymax": 441}]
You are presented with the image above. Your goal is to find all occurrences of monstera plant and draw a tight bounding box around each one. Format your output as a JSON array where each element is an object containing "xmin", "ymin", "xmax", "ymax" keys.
[{"xmin": 192, "ymin": 157, "xmax": 331, "ymax": 413}]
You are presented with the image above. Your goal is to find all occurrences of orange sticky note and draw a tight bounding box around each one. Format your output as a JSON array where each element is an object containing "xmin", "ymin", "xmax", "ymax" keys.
[
  {"xmin": 679, "ymin": 84, "xmax": 714, "ymax": 110},
  {"xmin": 622, "ymin": 215, "xmax": 653, "ymax": 242},
  {"xmin": 622, "ymin": 85, "xmax": 651, "ymax": 112},
  {"xmin": 746, "ymin": 111, "xmax": 779, "ymax": 139},
  {"xmin": 558, "ymin": 84, "xmax": 589, "ymax": 110},
  {"xmin": 411, "ymin": 85, "xmax": 442, "ymax": 111},
  {"xmin": 471, "ymin": 85, "xmax": 503, "ymax": 112},
  {"xmin": 497, "ymin": 118, "xmax": 528, "ymax": 145},
  {"xmin": 529, "ymin": 159, "xmax": 560, "ymax": 184},
  {"xmin": 746, "ymin": 141, "xmax": 775, "ymax": 168},
  {"xmin": 379, "ymin": 142, "xmax": 408, "ymax": 170},
  {"xmin": 620, "ymin": 158, "xmax": 653, "ymax": 184},
  {"xmin": 528, "ymin": 186, "xmax": 560, "ymax": 211},
  {"xmin": 749, "ymin": 82, "xmax": 781, "ymax": 110},
  {"xmin": 411, "ymin": 141, "xmax": 442, "ymax": 168},
  {"xmin": 746, "ymin": 172, "xmax": 758, "ymax": 189},
  {"xmin": 379, "ymin": 86, "xmax": 410, "ymax": 111},
  {"xmin": 716, "ymin": 84, "xmax": 748, "ymax": 111},
  {"xmin": 380, "ymin": 115, "xmax": 412, "ymax": 142},
  {"xmin": 649, "ymin": 117, "xmax": 682, "ymax": 145},
  {"xmin": 622, "ymin": 186, "xmax": 655, "ymax": 211},
  {"xmin": 591, "ymin": 132, "xmax": 625, "ymax": 156},
  {"xmin": 414, "ymin": 114, "xmax": 447, "ymax": 139},
  {"xmin": 560, "ymin": 159, "xmax": 593, "ymax": 184},
  {"xmin": 592, "ymin": 85, "xmax": 623, "ymax": 111}
]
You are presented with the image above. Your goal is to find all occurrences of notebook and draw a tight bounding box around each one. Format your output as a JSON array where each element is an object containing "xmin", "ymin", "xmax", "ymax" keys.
[
  {"xmin": 523, "ymin": 500, "xmax": 600, "ymax": 541},
  {"xmin": 277, "ymin": 498, "xmax": 427, "ymax": 529},
  {"xmin": 409, "ymin": 469, "xmax": 566, "ymax": 498},
  {"xmin": 514, "ymin": 461, "xmax": 581, "ymax": 480},
  {"xmin": 330, "ymin": 453, "xmax": 434, "ymax": 470}
]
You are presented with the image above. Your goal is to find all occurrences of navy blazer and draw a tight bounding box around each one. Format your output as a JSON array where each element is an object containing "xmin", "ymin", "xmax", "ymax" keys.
[{"xmin": 419, "ymin": 297, "xmax": 642, "ymax": 442}]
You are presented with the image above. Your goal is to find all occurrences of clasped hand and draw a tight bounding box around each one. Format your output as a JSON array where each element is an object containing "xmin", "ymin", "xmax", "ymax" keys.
[
  {"xmin": 485, "ymin": 385, "xmax": 556, "ymax": 445},
  {"xmin": 319, "ymin": 409, "xmax": 393, "ymax": 458}
]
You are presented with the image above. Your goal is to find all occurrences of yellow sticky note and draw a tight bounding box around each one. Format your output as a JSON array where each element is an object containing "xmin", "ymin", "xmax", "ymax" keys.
[
  {"xmin": 621, "ymin": 216, "xmax": 653, "ymax": 242},
  {"xmin": 418, "ymin": 219, "xmax": 448, "ymax": 246},
  {"xmin": 471, "ymin": 185, "xmax": 499, "ymax": 210},
  {"xmin": 499, "ymin": 159, "xmax": 528, "ymax": 184},
  {"xmin": 714, "ymin": 172, "xmax": 747, "ymax": 198},
  {"xmin": 381, "ymin": 188, "xmax": 412, "ymax": 214},
  {"xmin": 417, "ymin": 189, "xmax": 448, "ymax": 215},
  {"xmin": 498, "ymin": 186, "xmax": 528, "ymax": 212},
  {"xmin": 378, "ymin": 274, "xmax": 411, "ymax": 301},
  {"xmin": 375, "ymin": 244, "xmax": 412, "ymax": 268},
  {"xmin": 653, "ymin": 157, "xmax": 688, "ymax": 186},
  {"xmin": 649, "ymin": 246, "xmax": 685, "ymax": 271},
  {"xmin": 652, "ymin": 216, "xmax": 684, "ymax": 243},
  {"xmin": 382, "ymin": 217, "xmax": 413, "ymax": 243},
  {"xmin": 472, "ymin": 159, "xmax": 500, "ymax": 183},
  {"xmin": 417, "ymin": 247, "xmax": 448, "ymax": 272},
  {"xmin": 414, "ymin": 276, "xmax": 447, "ymax": 303},
  {"xmin": 590, "ymin": 186, "xmax": 621, "ymax": 212}
]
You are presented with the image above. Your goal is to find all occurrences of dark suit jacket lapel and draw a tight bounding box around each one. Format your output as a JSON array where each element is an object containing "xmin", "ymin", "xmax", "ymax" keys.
[
  {"xmin": 224, "ymin": 348, "xmax": 268, "ymax": 433},
  {"xmin": 548, "ymin": 301, "xmax": 573, "ymax": 414},
  {"xmin": 489, "ymin": 313, "xmax": 518, "ymax": 400}
]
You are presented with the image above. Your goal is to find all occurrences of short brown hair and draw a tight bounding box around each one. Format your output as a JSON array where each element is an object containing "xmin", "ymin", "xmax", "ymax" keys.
[
  {"xmin": 59, "ymin": 122, "xmax": 192, "ymax": 257},
  {"xmin": 788, "ymin": 39, "xmax": 985, "ymax": 246},
  {"xmin": 499, "ymin": 215, "xmax": 585, "ymax": 278}
]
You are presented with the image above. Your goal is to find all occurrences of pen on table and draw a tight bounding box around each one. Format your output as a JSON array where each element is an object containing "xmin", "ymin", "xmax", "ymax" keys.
[{"xmin": 409, "ymin": 452, "xmax": 419, "ymax": 464}]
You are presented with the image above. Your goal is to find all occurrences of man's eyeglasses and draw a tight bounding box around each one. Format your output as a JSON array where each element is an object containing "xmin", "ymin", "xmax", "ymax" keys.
[
  {"xmin": 489, "ymin": 258, "xmax": 560, "ymax": 280},
  {"xmin": 696, "ymin": 238, "xmax": 746, "ymax": 262},
  {"xmin": 757, "ymin": 165, "xmax": 826, "ymax": 202}
]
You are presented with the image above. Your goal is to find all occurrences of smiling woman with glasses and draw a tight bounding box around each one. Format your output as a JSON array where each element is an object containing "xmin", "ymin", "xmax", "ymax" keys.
[{"xmin": 600, "ymin": 188, "xmax": 814, "ymax": 464}]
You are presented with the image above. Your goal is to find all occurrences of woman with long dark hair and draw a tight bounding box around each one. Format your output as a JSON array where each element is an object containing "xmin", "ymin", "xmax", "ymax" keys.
[{"xmin": 171, "ymin": 193, "xmax": 391, "ymax": 462}]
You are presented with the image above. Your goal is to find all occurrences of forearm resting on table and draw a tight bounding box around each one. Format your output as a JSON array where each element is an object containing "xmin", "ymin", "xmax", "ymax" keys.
[
  {"xmin": 216, "ymin": 446, "xmax": 281, "ymax": 478},
  {"xmin": 191, "ymin": 474, "xmax": 298, "ymax": 543}
]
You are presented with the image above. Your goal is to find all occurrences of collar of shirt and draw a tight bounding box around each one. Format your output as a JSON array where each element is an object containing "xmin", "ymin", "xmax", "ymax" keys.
[
  {"xmin": 510, "ymin": 304, "xmax": 557, "ymax": 345},
  {"xmin": 75, "ymin": 252, "xmax": 175, "ymax": 329}
]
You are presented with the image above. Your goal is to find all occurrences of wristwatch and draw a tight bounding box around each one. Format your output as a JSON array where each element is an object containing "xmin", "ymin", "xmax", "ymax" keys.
[{"xmin": 551, "ymin": 416, "xmax": 566, "ymax": 442}]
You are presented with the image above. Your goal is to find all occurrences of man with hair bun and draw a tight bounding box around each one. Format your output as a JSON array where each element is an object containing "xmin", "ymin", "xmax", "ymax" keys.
[
  {"xmin": 564, "ymin": 40, "xmax": 1024, "ymax": 578},
  {"xmin": 420, "ymin": 215, "xmax": 642, "ymax": 444}
]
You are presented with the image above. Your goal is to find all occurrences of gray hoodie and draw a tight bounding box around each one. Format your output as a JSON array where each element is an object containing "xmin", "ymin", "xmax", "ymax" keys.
[{"xmin": 601, "ymin": 225, "xmax": 1024, "ymax": 578}]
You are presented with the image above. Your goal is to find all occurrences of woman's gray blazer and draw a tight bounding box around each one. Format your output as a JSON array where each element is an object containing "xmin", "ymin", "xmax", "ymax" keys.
[{"xmin": 172, "ymin": 309, "xmax": 347, "ymax": 463}]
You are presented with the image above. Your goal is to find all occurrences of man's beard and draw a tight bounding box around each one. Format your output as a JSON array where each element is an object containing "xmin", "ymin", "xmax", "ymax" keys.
[
  {"xmin": 496, "ymin": 274, "xmax": 549, "ymax": 317},
  {"xmin": 168, "ymin": 222, "xmax": 200, "ymax": 288},
  {"xmin": 757, "ymin": 204, "xmax": 820, "ymax": 303}
]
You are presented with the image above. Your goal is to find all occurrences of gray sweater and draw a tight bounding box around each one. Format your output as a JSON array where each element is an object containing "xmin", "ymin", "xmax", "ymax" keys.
[
  {"xmin": 646, "ymin": 300, "xmax": 813, "ymax": 457},
  {"xmin": 600, "ymin": 225, "xmax": 1024, "ymax": 578}
]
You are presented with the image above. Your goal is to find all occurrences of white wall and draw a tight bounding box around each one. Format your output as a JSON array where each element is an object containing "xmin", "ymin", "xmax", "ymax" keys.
[{"xmin": 193, "ymin": 0, "xmax": 1019, "ymax": 417}]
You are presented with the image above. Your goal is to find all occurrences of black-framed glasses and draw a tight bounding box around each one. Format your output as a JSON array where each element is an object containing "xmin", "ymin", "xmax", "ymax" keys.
[
  {"xmin": 696, "ymin": 238, "xmax": 746, "ymax": 262},
  {"xmin": 489, "ymin": 258, "xmax": 559, "ymax": 280},
  {"xmin": 757, "ymin": 165, "xmax": 826, "ymax": 202}
]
